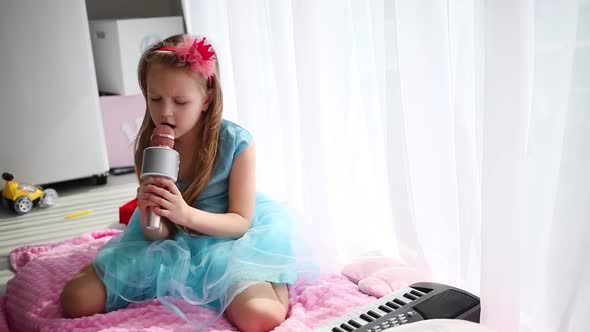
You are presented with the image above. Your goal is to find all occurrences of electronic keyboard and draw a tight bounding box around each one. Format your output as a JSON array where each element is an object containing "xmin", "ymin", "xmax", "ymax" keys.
[{"xmin": 312, "ymin": 282, "xmax": 480, "ymax": 332}]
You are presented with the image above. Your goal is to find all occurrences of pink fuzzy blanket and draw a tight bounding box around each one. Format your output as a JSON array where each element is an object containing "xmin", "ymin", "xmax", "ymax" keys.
[{"xmin": 0, "ymin": 229, "xmax": 374, "ymax": 331}]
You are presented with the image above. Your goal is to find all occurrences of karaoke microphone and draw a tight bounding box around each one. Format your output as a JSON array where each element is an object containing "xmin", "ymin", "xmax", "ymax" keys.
[{"xmin": 141, "ymin": 125, "xmax": 180, "ymax": 230}]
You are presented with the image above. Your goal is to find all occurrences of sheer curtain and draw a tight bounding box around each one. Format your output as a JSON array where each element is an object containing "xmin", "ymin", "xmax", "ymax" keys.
[{"xmin": 181, "ymin": 0, "xmax": 589, "ymax": 330}]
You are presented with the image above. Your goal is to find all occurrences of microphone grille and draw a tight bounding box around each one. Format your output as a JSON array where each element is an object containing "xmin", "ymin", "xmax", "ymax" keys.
[{"xmin": 151, "ymin": 125, "xmax": 175, "ymax": 148}]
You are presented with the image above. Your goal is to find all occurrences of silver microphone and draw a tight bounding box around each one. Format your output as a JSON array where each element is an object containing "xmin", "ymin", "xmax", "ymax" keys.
[{"xmin": 140, "ymin": 125, "xmax": 179, "ymax": 230}]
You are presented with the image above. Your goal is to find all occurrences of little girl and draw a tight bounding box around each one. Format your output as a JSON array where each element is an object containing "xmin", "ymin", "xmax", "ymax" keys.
[{"xmin": 60, "ymin": 34, "xmax": 312, "ymax": 332}]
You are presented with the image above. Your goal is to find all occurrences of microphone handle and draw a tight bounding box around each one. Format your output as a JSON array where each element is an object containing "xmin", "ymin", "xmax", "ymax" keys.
[
  {"xmin": 141, "ymin": 146, "xmax": 180, "ymax": 231},
  {"xmin": 146, "ymin": 207, "xmax": 161, "ymax": 230}
]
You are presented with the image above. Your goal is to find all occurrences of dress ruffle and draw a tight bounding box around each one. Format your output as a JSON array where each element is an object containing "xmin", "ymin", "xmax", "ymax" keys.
[{"xmin": 93, "ymin": 193, "xmax": 316, "ymax": 328}]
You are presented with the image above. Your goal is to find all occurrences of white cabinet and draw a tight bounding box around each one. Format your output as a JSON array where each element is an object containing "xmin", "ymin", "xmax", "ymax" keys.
[
  {"xmin": 89, "ymin": 16, "xmax": 185, "ymax": 95},
  {"xmin": 0, "ymin": 1, "xmax": 109, "ymax": 186}
]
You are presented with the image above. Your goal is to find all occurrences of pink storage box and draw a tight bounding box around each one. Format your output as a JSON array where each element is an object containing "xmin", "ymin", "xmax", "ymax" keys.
[{"xmin": 99, "ymin": 95, "xmax": 146, "ymax": 168}]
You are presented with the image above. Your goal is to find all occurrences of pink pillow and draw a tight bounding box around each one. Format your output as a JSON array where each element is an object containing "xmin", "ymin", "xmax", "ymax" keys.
[{"xmin": 341, "ymin": 256, "xmax": 428, "ymax": 298}]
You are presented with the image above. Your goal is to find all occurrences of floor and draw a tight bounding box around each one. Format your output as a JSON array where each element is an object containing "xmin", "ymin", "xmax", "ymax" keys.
[{"xmin": 0, "ymin": 172, "xmax": 137, "ymax": 295}]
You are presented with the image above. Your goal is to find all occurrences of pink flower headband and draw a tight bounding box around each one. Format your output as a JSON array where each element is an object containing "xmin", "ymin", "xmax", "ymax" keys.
[{"xmin": 158, "ymin": 35, "xmax": 216, "ymax": 80}]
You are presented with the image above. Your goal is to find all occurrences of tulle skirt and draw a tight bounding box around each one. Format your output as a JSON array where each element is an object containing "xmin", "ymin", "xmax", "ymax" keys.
[{"xmin": 93, "ymin": 193, "xmax": 315, "ymax": 327}]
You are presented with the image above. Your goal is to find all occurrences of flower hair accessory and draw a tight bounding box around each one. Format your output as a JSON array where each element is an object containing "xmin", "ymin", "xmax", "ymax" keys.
[{"xmin": 158, "ymin": 35, "xmax": 216, "ymax": 80}]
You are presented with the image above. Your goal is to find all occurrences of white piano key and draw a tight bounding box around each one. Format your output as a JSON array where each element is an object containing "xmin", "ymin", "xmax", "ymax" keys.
[{"xmin": 312, "ymin": 286, "xmax": 418, "ymax": 332}]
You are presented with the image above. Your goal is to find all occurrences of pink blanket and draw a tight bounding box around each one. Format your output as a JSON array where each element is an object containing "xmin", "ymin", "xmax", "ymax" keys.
[{"xmin": 0, "ymin": 230, "xmax": 374, "ymax": 331}]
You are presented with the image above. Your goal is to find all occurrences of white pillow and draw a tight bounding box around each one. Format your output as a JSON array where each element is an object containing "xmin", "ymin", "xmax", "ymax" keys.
[{"xmin": 383, "ymin": 319, "xmax": 496, "ymax": 332}]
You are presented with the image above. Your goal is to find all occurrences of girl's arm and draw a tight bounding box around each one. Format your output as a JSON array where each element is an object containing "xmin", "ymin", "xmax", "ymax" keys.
[
  {"xmin": 181, "ymin": 143, "xmax": 256, "ymax": 238},
  {"xmin": 146, "ymin": 143, "xmax": 256, "ymax": 239},
  {"xmin": 141, "ymin": 212, "xmax": 176, "ymax": 241}
]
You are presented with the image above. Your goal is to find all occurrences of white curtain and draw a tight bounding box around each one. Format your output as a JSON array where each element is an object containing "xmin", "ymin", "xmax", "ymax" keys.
[{"xmin": 181, "ymin": 1, "xmax": 590, "ymax": 331}]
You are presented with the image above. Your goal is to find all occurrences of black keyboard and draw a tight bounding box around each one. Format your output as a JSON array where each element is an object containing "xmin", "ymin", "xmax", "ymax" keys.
[{"xmin": 312, "ymin": 282, "xmax": 480, "ymax": 332}]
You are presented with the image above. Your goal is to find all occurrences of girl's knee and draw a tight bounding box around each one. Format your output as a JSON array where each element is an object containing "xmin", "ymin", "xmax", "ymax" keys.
[
  {"xmin": 60, "ymin": 266, "xmax": 106, "ymax": 318},
  {"xmin": 234, "ymin": 302, "xmax": 287, "ymax": 332},
  {"xmin": 60, "ymin": 282, "xmax": 105, "ymax": 318}
]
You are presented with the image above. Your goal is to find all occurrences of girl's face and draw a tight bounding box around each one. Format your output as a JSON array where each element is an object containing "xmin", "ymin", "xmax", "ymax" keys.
[{"xmin": 146, "ymin": 63, "xmax": 209, "ymax": 142}]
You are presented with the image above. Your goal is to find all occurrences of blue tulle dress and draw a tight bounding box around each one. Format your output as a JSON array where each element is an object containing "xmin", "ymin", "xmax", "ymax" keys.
[{"xmin": 93, "ymin": 120, "xmax": 315, "ymax": 327}]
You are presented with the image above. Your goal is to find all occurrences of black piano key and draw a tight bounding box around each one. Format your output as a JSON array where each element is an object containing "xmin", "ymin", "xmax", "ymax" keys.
[
  {"xmin": 348, "ymin": 319, "xmax": 363, "ymax": 328},
  {"xmin": 378, "ymin": 305, "xmax": 392, "ymax": 313},
  {"xmin": 385, "ymin": 301, "xmax": 400, "ymax": 309},
  {"xmin": 393, "ymin": 298, "xmax": 407, "ymax": 306},
  {"xmin": 360, "ymin": 313, "xmax": 374, "ymax": 322},
  {"xmin": 404, "ymin": 293, "xmax": 418, "ymax": 301},
  {"xmin": 367, "ymin": 310, "xmax": 381, "ymax": 319},
  {"xmin": 339, "ymin": 323, "xmax": 354, "ymax": 332},
  {"xmin": 410, "ymin": 290, "xmax": 423, "ymax": 297},
  {"xmin": 332, "ymin": 327, "xmax": 346, "ymax": 332}
]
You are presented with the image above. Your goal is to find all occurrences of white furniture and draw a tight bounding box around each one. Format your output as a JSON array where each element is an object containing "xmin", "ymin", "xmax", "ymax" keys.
[
  {"xmin": 0, "ymin": 0, "xmax": 109, "ymax": 186},
  {"xmin": 89, "ymin": 16, "xmax": 185, "ymax": 95}
]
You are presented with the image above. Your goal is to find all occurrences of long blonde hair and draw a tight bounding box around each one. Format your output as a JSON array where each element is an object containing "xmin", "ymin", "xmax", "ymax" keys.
[{"xmin": 135, "ymin": 34, "xmax": 223, "ymax": 206}]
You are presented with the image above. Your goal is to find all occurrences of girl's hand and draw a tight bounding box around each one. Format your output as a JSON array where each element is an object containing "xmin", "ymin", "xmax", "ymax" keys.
[
  {"xmin": 136, "ymin": 177, "xmax": 158, "ymax": 229},
  {"xmin": 137, "ymin": 177, "xmax": 190, "ymax": 227}
]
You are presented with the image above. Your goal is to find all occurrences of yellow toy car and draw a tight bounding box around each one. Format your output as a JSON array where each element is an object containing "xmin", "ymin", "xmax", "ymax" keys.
[{"xmin": 1, "ymin": 172, "xmax": 59, "ymax": 215}]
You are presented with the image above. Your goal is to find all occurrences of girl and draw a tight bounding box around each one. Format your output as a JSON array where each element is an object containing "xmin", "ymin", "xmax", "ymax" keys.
[{"xmin": 60, "ymin": 34, "xmax": 311, "ymax": 332}]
